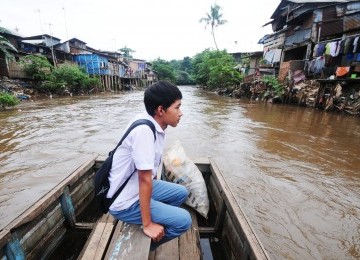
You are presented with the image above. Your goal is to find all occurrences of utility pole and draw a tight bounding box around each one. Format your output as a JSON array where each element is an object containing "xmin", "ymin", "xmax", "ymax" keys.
[
  {"xmin": 62, "ymin": 7, "xmax": 69, "ymax": 40},
  {"xmin": 48, "ymin": 23, "xmax": 57, "ymax": 68},
  {"xmin": 35, "ymin": 9, "xmax": 44, "ymax": 34}
]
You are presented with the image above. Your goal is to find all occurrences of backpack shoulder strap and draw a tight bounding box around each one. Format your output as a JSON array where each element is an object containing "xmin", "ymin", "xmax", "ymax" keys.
[
  {"xmin": 110, "ymin": 119, "xmax": 156, "ymax": 155},
  {"xmin": 108, "ymin": 119, "xmax": 156, "ymax": 202}
]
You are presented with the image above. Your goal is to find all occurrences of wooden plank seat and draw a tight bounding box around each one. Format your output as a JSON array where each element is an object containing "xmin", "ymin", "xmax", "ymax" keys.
[
  {"xmin": 149, "ymin": 209, "xmax": 202, "ymax": 260},
  {"xmin": 78, "ymin": 213, "xmax": 118, "ymax": 260},
  {"xmin": 78, "ymin": 208, "xmax": 201, "ymax": 260}
]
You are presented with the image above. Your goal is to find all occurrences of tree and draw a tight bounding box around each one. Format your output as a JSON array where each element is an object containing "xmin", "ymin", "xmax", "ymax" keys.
[
  {"xmin": 48, "ymin": 63, "xmax": 99, "ymax": 94},
  {"xmin": 180, "ymin": 57, "xmax": 193, "ymax": 73},
  {"xmin": 199, "ymin": 4, "xmax": 227, "ymax": 50},
  {"xmin": 152, "ymin": 59, "xmax": 176, "ymax": 83},
  {"xmin": 0, "ymin": 27, "xmax": 17, "ymax": 60},
  {"xmin": 118, "ymin": 46, "xmax": 135, "ymax": 58},
  {"xmin": 192, "ymin": 50, "xmax": 243, "ymax": 90},
  {"xmin": 21, "ymin": 54, "xmax": 53, "ymax": 81}
]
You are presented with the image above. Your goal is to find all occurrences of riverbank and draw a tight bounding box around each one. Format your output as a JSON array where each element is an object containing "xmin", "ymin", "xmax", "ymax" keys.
[
  {"xmin": 0, "ymin": 77, "xmax": 42, "ymax": 100},
  {"xmin": 216, "ymin": 77, "xmax": 360, "ymax": 116},
  {"xmin": 2, "ymin": 76, "xmax": 360, "ymax": 116}
]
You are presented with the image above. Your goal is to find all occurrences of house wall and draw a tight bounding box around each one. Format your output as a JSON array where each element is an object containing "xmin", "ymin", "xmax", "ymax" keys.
[
  {"xmin": 0, "ymin": 52, "xmax": 8, "ymax": 77},
  {"xmin": 8, "ymin": 61, "xmax": 29, "ymax": 79},
  {"xmin": 73, "ymin": 54, "xmax": 110, "ymax": 75},
  {"xmin": 128, "ymin": 60, "xmax": 146, "ymax": 78},
  {"xmin": 56, "ymin": 42, "xmax": 70, "ymax": 53},
  {"xmin": 43, "ymin": 37, "xmax": 60, "ymax": 47},
  {"xmin": 249, "ymin": 56, "xmax": 262, "ymax": 75}
]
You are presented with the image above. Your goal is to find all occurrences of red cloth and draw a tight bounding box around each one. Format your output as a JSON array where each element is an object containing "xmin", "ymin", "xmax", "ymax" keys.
[{"xmin": 335, "ymin": 67, "xmax": 350, "ymax": 77}]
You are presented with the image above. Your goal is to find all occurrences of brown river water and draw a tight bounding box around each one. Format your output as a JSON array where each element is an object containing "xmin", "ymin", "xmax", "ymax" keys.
[{"xmin": 0, "ymin": 86, "xmax": 359, "ymax": 259}]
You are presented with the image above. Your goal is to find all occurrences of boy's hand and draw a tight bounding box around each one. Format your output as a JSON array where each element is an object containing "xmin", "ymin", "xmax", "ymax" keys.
[{"xmin": 143, "ymin": 222, "xmax": 165, "ymax": 242}]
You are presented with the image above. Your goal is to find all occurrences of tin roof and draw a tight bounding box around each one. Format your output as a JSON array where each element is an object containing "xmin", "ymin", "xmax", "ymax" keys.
[
  {"xmin": 23, "ymin": 34, "xmax": 61, "ymax": 41},
  {"xmin": 271, "ymin": 0, "xmax": 359, "ymax": 19},
  {"xmin": 288, "ymin": 0, "xmax": 357, "ymax": 3}
]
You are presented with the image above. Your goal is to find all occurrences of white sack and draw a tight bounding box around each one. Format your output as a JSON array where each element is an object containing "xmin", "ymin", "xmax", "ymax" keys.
[{"xmin": 162, "ymin": 141, "xmax": 209, "ymax": 218}]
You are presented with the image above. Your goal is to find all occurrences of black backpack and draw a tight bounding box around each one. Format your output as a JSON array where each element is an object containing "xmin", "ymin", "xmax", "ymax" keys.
[{"xmin": 94, "ymin": 119, "xmax": 156, "ymax": 213}]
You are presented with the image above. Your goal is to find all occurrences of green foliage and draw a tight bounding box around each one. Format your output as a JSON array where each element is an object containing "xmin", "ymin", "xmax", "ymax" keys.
[
  {"xmin": 0, "ymin": 33, "xmax": 17, "ymax": 60},
  {"xmin": 192, "ymin": 50, "xmax": 243, "ymax": 90},
  {"xmin": 21, "ymin": 54, "xmax": 53, "ymax": 81},
  {"xmin": 164, "ymin": 57, "xmax": 194, "ymax": 85},
  {"xmin": 21, "ymin": 56, "xmax": 99, "ymax": 94},
  {"xmin": 176, "ymin": 71, "xmax": 195, "ymax": 85},
  {"xmin": 48, "ymin": 63, "xmax": 99, "ymax": 94},
  {"xmin": 118, "ymin": 46, "xmax": 135, "ymax": 58},
  {"xmin": 0, "ymin": 92, "xmax": 19, "ymax": 107},
  {"xmin": 152, "ymin": 59, "xmax": 177, "ymax": 83},
  {"xmin": 180, "ymin": 57, "xmax": 193, "ymax": 73},
  {"xmin": 262, "ymin": 75, "xmax": 284, "ymax": 97},
  {"xmin": 240, "ymin": 56, "xmax": 250, "ymax": 67}
]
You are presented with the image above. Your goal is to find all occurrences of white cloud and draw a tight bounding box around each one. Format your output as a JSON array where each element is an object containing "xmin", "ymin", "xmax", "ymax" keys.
[{"xmin": 0, "ymin": 0, "xmax": 279, "ymax": 60}]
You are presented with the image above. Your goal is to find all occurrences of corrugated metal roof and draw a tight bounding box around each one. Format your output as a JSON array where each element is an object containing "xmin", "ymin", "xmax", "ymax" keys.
[
  {"xmin": 284, "ymin": 28, "xmax": 312, "ymax": 46},
  {"xmin": 320, "ymin": 19, "xmax": 343, "ymax": 37},
  {"xmin": 22, "ymin": 39, "xmax": 44, "ymax": 45},
  {"xmin": 344, "ymin": 12, "xmax": 360, "ymax": 31},
  {"xmin": 289, "ymin": 0, "xmax": 358, "ymax": 3},
  {"xmin": 271, "ymin": 0, "xmax": 359, "ymax": 19}
]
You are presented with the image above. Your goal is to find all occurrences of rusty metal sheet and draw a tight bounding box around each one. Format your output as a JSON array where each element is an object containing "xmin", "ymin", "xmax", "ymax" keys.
[
  {"xmin": 320, "ymin": 19, "xmax": 343, "ymax": 37},
  {"xmin": 284, "ymin": 29, "xmax": 312, "ymax": 47},
  {"xmin": 344, "ymin": 13, "xmax": 360, "ymax": 32}
]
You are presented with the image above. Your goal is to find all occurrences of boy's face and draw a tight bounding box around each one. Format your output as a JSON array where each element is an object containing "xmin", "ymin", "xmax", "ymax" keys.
[{"xmin": 162, "ymin": 99, "xmax": 183, "ymax": 128}]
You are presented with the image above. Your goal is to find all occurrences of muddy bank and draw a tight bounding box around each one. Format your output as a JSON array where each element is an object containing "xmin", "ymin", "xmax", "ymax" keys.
[
  {"xmin": 217, "ymin": 78, "xmax": 360, "ymax": 116},
  {"xmin": 0, "ymin": 77, "xmax": 44, "ymax": 100}
]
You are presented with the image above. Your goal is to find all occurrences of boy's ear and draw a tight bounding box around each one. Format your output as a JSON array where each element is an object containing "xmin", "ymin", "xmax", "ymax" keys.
[{"xmin": 155, "ymin": 105, "xmax": 165, "ymax": 116}]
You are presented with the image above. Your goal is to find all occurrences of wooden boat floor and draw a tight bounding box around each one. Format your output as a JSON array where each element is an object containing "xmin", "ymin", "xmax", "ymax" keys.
[{"xmin": 78, "ymin": 208, "xmax": 201, "ymax": 260}]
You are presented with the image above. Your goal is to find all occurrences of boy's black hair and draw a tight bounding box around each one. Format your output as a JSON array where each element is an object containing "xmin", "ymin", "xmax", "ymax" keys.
[{"xmin": 144, "ymin": 80, "xmax": 182, "ymax": 116}]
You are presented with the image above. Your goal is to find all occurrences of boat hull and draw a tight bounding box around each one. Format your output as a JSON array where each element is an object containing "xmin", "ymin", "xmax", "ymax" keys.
[{"xmin": 0, "ymin": 156, "xmax": 270, "ymax": 259}]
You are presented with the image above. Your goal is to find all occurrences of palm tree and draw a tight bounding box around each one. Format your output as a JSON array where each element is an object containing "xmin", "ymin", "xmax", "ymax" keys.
[
  {"xmin": 199, "ymin": 4, "xmax": 227, "ymax": 50},
  {"xmin": 0, "ymin": 27, "xmax": 17, "ymax": 59}
]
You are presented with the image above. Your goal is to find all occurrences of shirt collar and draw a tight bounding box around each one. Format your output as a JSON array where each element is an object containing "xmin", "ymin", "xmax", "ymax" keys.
[{"xmin": 141, "ymin": 112, "xmax": 165, "ymax": 134}]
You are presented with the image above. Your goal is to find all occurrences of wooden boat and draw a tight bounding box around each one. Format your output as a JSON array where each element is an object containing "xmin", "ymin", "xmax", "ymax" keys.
[{"xmin": 0, "ymin": 155, "xmax": 270, "ymax": 259}]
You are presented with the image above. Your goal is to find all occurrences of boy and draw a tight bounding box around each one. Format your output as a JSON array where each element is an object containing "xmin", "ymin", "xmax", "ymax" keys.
[{"xmin": 108, "ymin": 80, "xmax": 191, "ymax": 249}]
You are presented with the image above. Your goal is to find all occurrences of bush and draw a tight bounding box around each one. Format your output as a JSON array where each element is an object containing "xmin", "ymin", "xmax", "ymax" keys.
[
  {"xmin": 152, "ymin": 59, "xmax": 177, "ymax": 83},
  {"xmin": 192, "ymin": 50, "xmax": 243, "ymax": 89},
  {"xmin": 20, "ymin": 55, "xmax": 100, "ymax": 94},
  {"xmin": 176, "ymin": 71, "xmax": 195, "ymax": 85},
  {"xmin": 21, "ymin": 54, "xmax": 53, "ymax": 81},
  {"xmin": 262, "ymin": 75, "xmax": 284, "ymax": 97},
  {"xmin": 0, "ymin": 92, "xmax": 20, "ymax": 107},
  {"xmin": 50, "ymin": 63, "xmax": 99, "ymax": 94}
]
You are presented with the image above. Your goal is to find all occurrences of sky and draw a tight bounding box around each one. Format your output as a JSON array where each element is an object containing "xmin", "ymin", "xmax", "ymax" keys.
[{"xmin": 0, "ymin": 0, "xmax": 280, "ymax": 61}]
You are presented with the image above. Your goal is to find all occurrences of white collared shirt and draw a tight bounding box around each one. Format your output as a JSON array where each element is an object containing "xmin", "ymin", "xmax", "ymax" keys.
[{"xmin": 108, "ymin": 112, "xmax": 165, "ymax": 211}]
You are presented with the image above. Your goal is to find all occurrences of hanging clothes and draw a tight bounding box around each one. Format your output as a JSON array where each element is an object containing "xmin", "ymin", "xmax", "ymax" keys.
[
  {"xmin": 344, "ymin": 38, "xmax": 352, "ymax": 54},
  {"xmin": 264, "ymin": 49, "xmax": 275, "ymax": 63},
  {"xmin": 314, "ymin": 56, "xmax": 325, "ymax": 74},
  {"xmin": 317, "ymin": 43, "xmax": 326, "ymax": 57},
  {"xmin": 353, "ymin": 36, "xmax": 359, "ymax": 53},
  {"xmin": 330, "ymin": 41, "xmax": 339, "ymax": 57},
  {"xmin": 335, "ymin": 66, "xmax": 350, "ymax": 77},
  {"xmin": 347, "ymin": 38, "xmax": 355, "ymax": 54},
  {"xmin": 338, "ymin": 40, "xmax": 345, "ymax": 54},
  {"xmin": 335, "ymin": 40, "xmax": 342, "ymax": 57},
  {"xmin": 325, "ymin": 43, "xmax": 331, "ymax": 55},
  {"xmin": 356, "ymin": 53, "xmax": 360, "ymax": 62},
  {"xmin": 272, "ymin": 49, "xmax": 282, "ymax": 63},
  {"xmin": 313, "ymin": 44, "xmax": 319, "ymax": 58}
]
